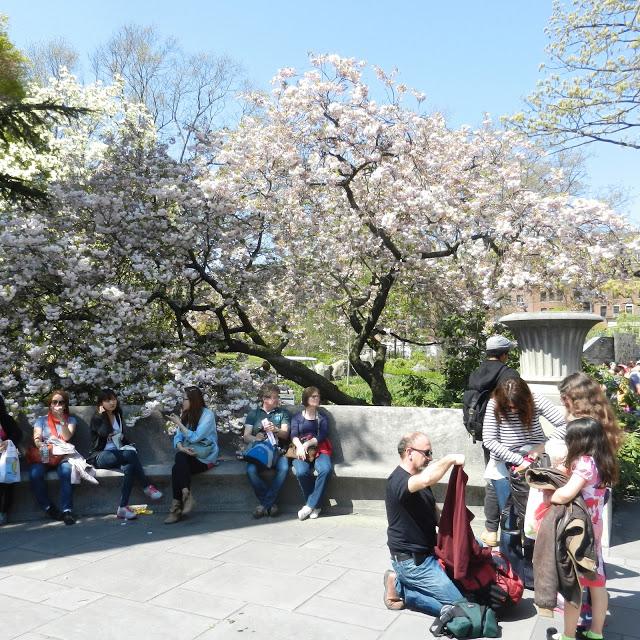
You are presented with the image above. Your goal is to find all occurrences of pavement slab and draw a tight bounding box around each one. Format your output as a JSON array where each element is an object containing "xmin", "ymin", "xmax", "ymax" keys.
[{"xmin": 0, "ymin": 502, "xmax": 636, "ymax": 639}]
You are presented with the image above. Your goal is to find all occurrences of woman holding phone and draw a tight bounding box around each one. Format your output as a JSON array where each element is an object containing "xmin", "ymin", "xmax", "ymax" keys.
[
  {"xmin": 88, "ymin": 388, "xmax": 163, "ymax": 520},
  {"xmin": 164, "ymin": 386, "xmax": 218, "ymax": 524}
]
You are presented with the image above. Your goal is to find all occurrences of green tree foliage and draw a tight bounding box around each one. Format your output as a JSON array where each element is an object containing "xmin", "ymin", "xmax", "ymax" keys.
[
  {"xmin": 0, "ymin": 17, "xmax": 87, "ymax": 203},
  {"xmin": 513, "ymin": 0, "xmax": 640, "ymax": 151}
]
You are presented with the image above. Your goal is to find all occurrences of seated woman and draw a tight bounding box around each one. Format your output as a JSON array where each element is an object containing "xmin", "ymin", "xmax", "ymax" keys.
[
  {"xmin": 88, "ymin": 388, "xmax": 163, "ymax": 520},
  {"xmin": 243, "ymin": 383, "xmax": 291, "ymax": 518},
  {"xmin": 0, "ymin": 392, "xmax": 22, "ymax": 526},
  {"xmin": 165, "ymin": 386, "xmax": 218, "ymax": 524},
  {"xmin": 290, "ymin": 386, "xmax": 332, "ymax": 521},
  {"xmin": 28, "ymin": 389, "xmax": 77, "ymax": 525}
]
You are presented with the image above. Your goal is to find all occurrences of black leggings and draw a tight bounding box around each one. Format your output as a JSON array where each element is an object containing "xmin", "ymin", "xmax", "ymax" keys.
[
  {"xmin": 0, "ymin": 483, "xmax": 13, "ymax": 514},
  {"xmin": 171, "ymin": 451, "xmax": 208, "ymax": 500}
]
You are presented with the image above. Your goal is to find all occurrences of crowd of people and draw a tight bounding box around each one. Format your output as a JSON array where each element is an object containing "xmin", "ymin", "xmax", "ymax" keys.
[
  {"xmin": 0, "ymin": 382, "xmax": 333, "ymax": 529},
  {"xmin": 383, "ymin": 336, "xmax": 623, "ymax": 640},
  {"xmin": 0, "ymin": 343, "xmax": 624, "ymax": 639}
]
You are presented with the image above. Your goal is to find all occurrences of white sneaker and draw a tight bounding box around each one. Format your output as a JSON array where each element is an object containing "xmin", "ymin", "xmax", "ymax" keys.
[
  {"xmin": 298, "ymin": 505, "xmax": 313, "ymax": 521},
  {"xmin": 116, "ymin": 506, "xmax": 137, "ymax": 520},
  {"xmin": 144, "ymin": 484, "xmax": 163, "ymax": 500},
  {"xmin": 309, "ymin": 508, "xmax": 321, "ymax": 519}
]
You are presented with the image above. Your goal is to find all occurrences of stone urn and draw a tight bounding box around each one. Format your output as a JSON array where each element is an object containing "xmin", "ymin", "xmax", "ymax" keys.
[{"xmin": 498, "ymin": 312, "xmax": 604, "ymax": 405}]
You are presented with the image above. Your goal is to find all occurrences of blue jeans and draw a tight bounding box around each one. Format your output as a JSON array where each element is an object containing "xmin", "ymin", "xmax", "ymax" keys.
[
  {"xmin": 29, "ymin": 461, "xmax": 74, "ymax": 512},
  {"xmin": 292, "ymin": 453, "xmax": 332, "ymax": 509},
  {"xmin": 391, "ymin": 554, "xmax": 464, "ymax": 616},
  {"xmin": 492, "ymin": 476, "xmax": 534, "ymax": 588},
  {"xmin": 246, "ymin": 454, "xmax": 290, "ymax": 509},
  {"xmin": 94, "ymin": 449, "xmax": 149, "ymax": 507}
]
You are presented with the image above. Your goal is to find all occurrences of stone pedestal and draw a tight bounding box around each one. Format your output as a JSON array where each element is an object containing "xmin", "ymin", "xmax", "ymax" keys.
[{"xmin": 499, "ymin": 312, "xmax": 603, "ymax": 405}]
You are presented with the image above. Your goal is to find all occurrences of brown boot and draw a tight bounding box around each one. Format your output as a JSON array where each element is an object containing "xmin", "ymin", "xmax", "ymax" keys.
[
  {"xmin": 182, "ymin": 488, "xmax": 195, "ymax": 515},
  {"xmin": 164, "ymin": 499, "xmax": 182, "ymax": 524},
  {"xmin": 383, "ymin": 569, "xmax": 405, "ymax": 610}
]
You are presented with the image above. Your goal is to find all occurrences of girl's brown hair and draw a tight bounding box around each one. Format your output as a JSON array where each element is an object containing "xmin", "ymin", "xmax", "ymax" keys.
[
  {"xmin": 493, "ymin": 377, "xmax": 534, "ymax": 430},
  {"xmin": 181, "ymin": 386, "xmax": 206, "ymax": 429},
  {"xmin": 565, "ymin": 417, "xmax": 619, "ymax": 487},
  {"xmin": 301, "ymin": 386, "xmax": 321, "ymax": 407},
  {"xmin": 559, "ymin": 372, "xmax": 623, "ymax": 454}
]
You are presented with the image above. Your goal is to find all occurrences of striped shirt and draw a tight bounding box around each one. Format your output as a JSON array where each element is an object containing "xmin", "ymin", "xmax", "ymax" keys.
[{"xmin": 482, "ymin": 393, "xmax": 566, "ymax": 466}]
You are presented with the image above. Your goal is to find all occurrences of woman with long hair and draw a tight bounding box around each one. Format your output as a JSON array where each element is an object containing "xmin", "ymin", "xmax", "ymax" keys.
[
  {"xmin": 558, "ymin": 372, "xmax": 624, "ymax": 456},
  {"xmin": 88, "ymin": 388, "xmax": 163, "ymax": 520},
  {"xmin": 290, "ymin": 386, "xmax": 333, "ymax": 521},
  {"xmin": 28, "ymin": 389, "xmax": 77, "ymax": 525},
  {"xmin": 482, "ymin": 377, "xmax": 566, "ymax": 585},
  {"xmin": 165, "ymin": 386, "xmax": 218, "ymax": 524}
]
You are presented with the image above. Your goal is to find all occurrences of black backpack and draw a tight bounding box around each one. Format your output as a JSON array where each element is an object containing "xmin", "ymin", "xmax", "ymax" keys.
[{"xmin": 462, "ymin": 364, "xmax": 506, "ymax": 443}]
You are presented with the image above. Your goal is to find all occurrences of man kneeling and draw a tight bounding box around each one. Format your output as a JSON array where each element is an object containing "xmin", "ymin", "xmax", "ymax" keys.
[{"xmin": 384, "ymin": 431, "xmax": 466, "ymax": 614}]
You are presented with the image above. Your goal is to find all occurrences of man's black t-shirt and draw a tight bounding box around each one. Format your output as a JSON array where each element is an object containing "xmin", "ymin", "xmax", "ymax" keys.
[{"xmin": 385, "ymin": 466, "xmax": 437, "ymax": 555}]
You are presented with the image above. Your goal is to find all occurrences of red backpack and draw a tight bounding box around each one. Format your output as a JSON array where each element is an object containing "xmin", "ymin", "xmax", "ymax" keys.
[{"xmin": 491, "ymin": 551, "xmax": 524, "ymax": 607}]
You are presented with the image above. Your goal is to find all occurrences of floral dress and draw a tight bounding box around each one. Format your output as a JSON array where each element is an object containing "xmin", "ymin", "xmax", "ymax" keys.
[{"xmin": 572, "ymin": 455, "xmax": 607, "ymax": 587}]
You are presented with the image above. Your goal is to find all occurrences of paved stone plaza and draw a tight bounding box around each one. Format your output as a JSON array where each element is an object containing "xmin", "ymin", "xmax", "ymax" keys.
[{"xmin": 0, "ymin": 500, "xmax": 638, "ymax": 640}]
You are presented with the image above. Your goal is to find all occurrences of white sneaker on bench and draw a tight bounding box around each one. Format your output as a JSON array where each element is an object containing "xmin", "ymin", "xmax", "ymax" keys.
[{"xmin": 298, "ymin": 505, "xmax": 313, "ymax": 521}]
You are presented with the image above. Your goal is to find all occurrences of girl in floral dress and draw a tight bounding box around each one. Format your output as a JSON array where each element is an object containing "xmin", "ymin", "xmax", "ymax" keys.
[{"xmin": 550, "ymin": 417, "xmax": 619, "ymax": 640}]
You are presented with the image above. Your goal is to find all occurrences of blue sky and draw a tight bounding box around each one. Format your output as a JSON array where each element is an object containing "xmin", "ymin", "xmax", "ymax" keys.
[{"xmin": 4, "ymin": 0, "xmax": 639, "ymax": 221}]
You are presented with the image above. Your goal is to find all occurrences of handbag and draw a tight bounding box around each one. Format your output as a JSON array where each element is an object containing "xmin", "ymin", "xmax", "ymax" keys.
[
  {"xmin": 0, "ymin": 440, "xmax": 20, "ymax": 483},
  {"xmin": 242, "ymin": 440, "xmax": 280, "ymax": 469},
  {"xmin": 286, "ymin": 413, "xmax": 333, "ymax": 461},
  {"xmin": 26, "ymin": 415, "xmax": 67, "ymax": 466}
]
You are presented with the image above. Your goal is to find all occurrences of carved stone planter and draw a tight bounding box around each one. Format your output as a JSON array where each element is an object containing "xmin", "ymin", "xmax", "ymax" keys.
[{"xmin": 498, "ymin": 312, "xmax": 604, "ymax": 404}]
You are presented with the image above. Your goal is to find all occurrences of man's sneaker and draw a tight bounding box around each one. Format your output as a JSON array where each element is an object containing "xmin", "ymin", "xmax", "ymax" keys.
[
  {"xmin": 298, "ymin": 505, "xmax": 313, "ymax": 521},
  {"xmin": 480, "ymin": 529, "xmax": 499, "ymax": 547},
  {"xmin": 116, "ymin": 506, "xmax": 137, "ymax": 520},
  {"xmin": 63, "ymin": 511, "xmax": 76, "ymax": 526},
  {"xmin": 144, "ymin": 484, "xmax": 163, "ymax": 500},
  {"xmin": 0, "ymin": 512, "xmax": 7, "ymax": 526},
  {"xmin": 268, "ymin": 504, "xmax": 279, "ymax": 517},
  {"xmin": 253, "ymin": 505, "xmax": 266, "ymax": 519},
  {"xmin": 309, "ymin": 508, "xmax": 321, "ymax": 519}
]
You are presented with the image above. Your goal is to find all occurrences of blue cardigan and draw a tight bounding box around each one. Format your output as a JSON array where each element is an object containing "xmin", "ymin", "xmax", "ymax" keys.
[{"xmin": 173, "ymin": 407, "xmax": 218, "ymax": 464}]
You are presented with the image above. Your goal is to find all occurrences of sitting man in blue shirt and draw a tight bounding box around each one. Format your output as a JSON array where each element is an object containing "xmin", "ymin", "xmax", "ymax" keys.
[{"xmin": 243, "ymin": 383, "xmax": 291, "ymax": 518}]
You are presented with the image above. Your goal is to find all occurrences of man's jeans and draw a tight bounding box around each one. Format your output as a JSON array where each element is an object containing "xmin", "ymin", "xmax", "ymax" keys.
[
  {"xmin": 292, "ymin": 453, "xmax": 332, "ymax": 509},
  {"xmin": 94, "ymin": 449, "xmax": 149, "ymax": 507},
  {"xmin": 246, "ymin": 454, "xmax": 290, "ymax": 509},
  {"xmin": 29, "ymin": 461, "xmax": 74, "ymax": 512},
  {"xmin": 391, "ymin": 554, "xmax": 463, "ymax": 616}
]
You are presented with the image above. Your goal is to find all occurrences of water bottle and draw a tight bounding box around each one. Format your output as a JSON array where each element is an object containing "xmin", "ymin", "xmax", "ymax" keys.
[{"xmin": 41, "ymin": 442, "xmax": 49, "ymax": 464}]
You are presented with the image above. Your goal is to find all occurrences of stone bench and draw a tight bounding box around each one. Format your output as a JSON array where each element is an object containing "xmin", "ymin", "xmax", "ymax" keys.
[{"xmin": 10, "ymin": 405, "xmax": 485, "ymax": 521}]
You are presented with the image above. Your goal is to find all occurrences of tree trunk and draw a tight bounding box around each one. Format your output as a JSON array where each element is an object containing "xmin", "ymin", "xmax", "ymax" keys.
[{"xmin": 220, "ymin": 339, "xmax": 367, "ymax": 406}]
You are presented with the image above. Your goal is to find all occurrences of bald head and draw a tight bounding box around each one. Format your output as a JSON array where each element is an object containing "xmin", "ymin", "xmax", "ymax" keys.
[{"xmin": 397, "ymin": 432, "xmax": 427, "ymax": 458}]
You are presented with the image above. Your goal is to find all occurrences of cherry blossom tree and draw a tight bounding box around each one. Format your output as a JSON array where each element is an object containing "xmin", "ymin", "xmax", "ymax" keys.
[{"xmin": 1, "ymin": 57, "xmax": 638, "ymax": 410}]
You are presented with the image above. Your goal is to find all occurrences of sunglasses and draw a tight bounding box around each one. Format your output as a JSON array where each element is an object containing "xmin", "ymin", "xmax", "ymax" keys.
[{"xmin": 410, "ymin": 447, "xmax": 433, "ymax": 458}]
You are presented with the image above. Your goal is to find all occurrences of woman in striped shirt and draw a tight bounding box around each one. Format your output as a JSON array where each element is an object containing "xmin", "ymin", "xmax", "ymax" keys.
[{"xmin": 482, "ymin": 377, "xmax": 566, "ymax": 527}]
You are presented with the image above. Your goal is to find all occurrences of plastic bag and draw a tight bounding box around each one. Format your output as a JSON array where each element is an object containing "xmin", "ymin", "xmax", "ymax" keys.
[{"xmin": 0, "ymin": 440, "xmax": 21, "ymax": 483}]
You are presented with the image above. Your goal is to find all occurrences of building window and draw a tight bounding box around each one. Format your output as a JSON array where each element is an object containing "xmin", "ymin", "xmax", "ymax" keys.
[
  {"xmin": 516, "ymin": 295, "xmax": 524, "ymax": 305},
  {"xmin": 599, "ymin": 305, "xmax": 607, "ymax": 318},
  {"xmin": 613, "ymin": 305, "xmax": 620, "ymax": 316},
  {"xmin": 626, "ymin": 303, "xmax": 634, "ymax": 315},
  {"xmin": 540, "ymin": 291, "xmax": 547, "ymax": 302},
  {"xmin": 582, "ymin": 301, "xmax": 592, "ymax": 312}
]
